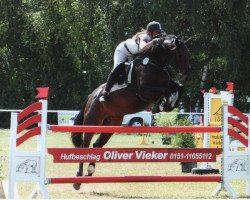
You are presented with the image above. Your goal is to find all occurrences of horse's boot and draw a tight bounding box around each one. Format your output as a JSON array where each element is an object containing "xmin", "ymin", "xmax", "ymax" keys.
[
  {"xmin": 158, "ymin": 97, "xmax": 167, "ymax": 112},
  {"xmin": 168, "ymin": 91, "xmax": 179, "ymax": 109},
  {"xmin": 168, "ymin": 84, "xmax": 184, "ymax": 109},
  {"xmin": 155, "ymin": 83, "xmax": 184, "ymax": 112}
]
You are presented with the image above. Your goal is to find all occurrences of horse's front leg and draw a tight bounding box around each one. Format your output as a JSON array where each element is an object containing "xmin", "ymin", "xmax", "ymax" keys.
[
  {"xmin": 154, "ymin": 80, "xmax": 184, "ymax": 113},
  {"xmin": 166, "ymin": 80, "xmax": 184, "ymax": 111}
]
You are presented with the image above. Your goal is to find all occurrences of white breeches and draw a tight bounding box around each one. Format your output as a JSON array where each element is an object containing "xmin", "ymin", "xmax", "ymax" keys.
[{"xmin": 113, "ymin": 41, "xmax": 131, "ymax": 69}]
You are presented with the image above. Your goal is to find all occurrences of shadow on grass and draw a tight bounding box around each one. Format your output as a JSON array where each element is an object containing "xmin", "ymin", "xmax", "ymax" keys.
[{"xmin": 80, "ymin": 191, "xmax": 158, "ymax": 199}]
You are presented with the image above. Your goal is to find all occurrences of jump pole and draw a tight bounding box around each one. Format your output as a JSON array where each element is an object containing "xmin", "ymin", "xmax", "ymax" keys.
[
  {"xmin": 47, "ymin": 175, "xmax": 222, "ymax": 184},
  {"xmin": 48, "ymin": 125, "xmax": 221, "ymax": 133}
]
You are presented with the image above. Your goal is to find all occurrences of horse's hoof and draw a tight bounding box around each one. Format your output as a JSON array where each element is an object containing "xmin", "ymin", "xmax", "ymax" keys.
[
  {"xmin": 73, "ymin": 183, "xmax": 81, "ymax": 190},
  {"xmin": 87, "ymin": 165, "xmax": 95, "ymax": 174},
  {"xmin": 73, "ymin": 171, "xmax": 82, "ymax": 190}
]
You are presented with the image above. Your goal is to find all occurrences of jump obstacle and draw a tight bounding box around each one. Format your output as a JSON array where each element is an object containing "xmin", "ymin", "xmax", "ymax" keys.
[
  {"xmin": 193, "ymin": 90, "xmax": 234, "ymax": 174},
  {"xmin": 3, "ymin": 90, "xmax": 250, "ymax": 199}
]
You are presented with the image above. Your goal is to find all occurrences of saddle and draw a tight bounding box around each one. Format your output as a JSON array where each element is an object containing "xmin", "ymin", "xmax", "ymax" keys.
[
  {"xmin": 110, "ymin": 59, "xmax": 172, "ymax": 93},
  {"xmin": 110, "ymin": 62, "xmax": 134, "ymax": 93}
]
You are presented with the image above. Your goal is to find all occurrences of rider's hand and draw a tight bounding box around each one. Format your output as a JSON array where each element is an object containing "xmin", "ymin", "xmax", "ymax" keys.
[
  {"xmin": 152, "ymin": 38, "xmax": 163, "ymax": 45},
  {"xmin": 152, "ymin": 38, "xmax": 159, "ymax": 45}
]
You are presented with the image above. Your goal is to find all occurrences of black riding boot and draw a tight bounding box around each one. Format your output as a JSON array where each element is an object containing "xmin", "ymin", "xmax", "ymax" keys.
[{"xmin": 100, "ymin": 63, "xmax": 125, "ymax": 102}]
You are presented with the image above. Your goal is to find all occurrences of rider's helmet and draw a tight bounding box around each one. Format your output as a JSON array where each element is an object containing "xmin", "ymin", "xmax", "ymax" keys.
[{"xmin": 146, "ymin": 21, "xmax": 162, "ymax": 33}]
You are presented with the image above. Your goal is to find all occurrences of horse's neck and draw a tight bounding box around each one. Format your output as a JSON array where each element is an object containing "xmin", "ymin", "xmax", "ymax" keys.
[
  {"xmin": 130, "ymin": 61, "xmax": 170, "ymax": 103},
  {"xmin": 143, "ymin": 45, "xmax": 170, "ymax": 67}
]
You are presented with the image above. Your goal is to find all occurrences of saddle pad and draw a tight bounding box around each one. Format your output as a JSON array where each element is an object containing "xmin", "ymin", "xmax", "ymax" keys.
[{"xmin": 110, "ymin": 83, "xmax": 127, "ymax": 93}]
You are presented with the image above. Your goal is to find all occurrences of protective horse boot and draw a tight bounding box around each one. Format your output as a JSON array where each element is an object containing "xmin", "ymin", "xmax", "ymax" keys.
[
  {"xmin": 166, "ymin": 81, "xmax": 184, "ymax": 110},
  {"xmin": 169, "ymin": 83, "xmax": 184, "ymax": 109},
  {"xmin": 156, "ymin": 80, "xmax": 183, "ymax": 112},
  {"xmin": 99, "ymin": 63, "xmax": 125, "ymax": 102}
]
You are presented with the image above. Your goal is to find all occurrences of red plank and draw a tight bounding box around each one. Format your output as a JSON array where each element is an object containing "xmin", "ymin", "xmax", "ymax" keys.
[
  {"xmin": 47, "ymin": 148, "xmax": 222, "ymax": 163},
  {"xmin": 47, "ymin": 175, "xmax": 222, "ymax": 184},
  {"xmin": 228, "ymin": 105, "xmax": 248, "ymax": 125},
  {"xmin": 16, "ymin": 127, "xmax": 41, "ymax": 146},
  {"xmin": 228, "ymin": 117, "xmax": 248, "ymax": 136},
  {"xmin": 17, "ymin": 102, "xmax": 42, "ymax": 122},
  {"xmin": 17, "ymin": 114, "xmax": 41, "ymax": 134},
  {"xmin": 228, "ymin": 129, "xmax": 248, "ymax": 147},
  {"xmin": 48, "ymin": 125, "xmax": 221, "ymax": 133}
]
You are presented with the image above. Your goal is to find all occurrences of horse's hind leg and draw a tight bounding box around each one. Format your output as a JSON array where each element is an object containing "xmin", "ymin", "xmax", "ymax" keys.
[
  {"xmin": 85, "ymin": 141, "xmax": 98, "ymax": 176},
  {"xmin": 87, "ymin": 133, "xmax": 114, "ymax": 176},
  {"xmin": 73, "ymin": 132, "xmax": 95, "ymax": 190},
  {"xmin": 87, "ymin": 117, "xmax": 122, "ymax": 176}
]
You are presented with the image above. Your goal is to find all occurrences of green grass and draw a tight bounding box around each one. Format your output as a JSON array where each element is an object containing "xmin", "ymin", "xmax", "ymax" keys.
[{"xmin": 0, "ymin": 129, "xmax": 248, "ymax": 199}]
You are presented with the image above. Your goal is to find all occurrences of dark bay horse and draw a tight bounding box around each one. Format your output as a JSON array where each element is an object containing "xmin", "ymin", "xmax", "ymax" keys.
[{"xmin": 71, "ymin": 35, "xmax": 191, "ymax": 190}]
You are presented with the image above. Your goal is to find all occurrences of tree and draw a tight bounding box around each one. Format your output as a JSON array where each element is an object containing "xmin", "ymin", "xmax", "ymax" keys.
[{"xmin": 0, "ymin": 0, "xmax": 249, "ymax": 121}]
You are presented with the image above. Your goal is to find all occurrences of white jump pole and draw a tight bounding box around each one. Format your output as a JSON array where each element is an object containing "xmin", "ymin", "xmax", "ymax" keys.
[{"xmin": 5, "ymin": 100, "xmax": 49, "ymax": 199}]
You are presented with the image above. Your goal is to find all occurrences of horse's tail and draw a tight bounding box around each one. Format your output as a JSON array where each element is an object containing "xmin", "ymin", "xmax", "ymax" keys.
[{"xmin": 71, "ymin": 98, "xmax": 88, "ymax": 147}]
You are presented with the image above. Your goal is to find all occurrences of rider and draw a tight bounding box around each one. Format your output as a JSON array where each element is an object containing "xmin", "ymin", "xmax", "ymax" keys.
[
  {"xmin": 100, "ymin": 21, "xmax": 163, "ymax": 102},
  {"xmin": 100, "ymin": 21, "xmax": 182, "ymax": 111}
]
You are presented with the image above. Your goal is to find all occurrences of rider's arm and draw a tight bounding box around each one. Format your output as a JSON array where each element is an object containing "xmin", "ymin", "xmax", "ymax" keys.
[{"xmin": 139, "ymin": 38, "xmax": 158, "ymax": 53}]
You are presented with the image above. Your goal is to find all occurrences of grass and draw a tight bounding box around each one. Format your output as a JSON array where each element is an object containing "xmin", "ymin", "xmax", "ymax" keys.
[{"xmin": 0, "ymin": 129, "xmax": 249, "ymax": 199}]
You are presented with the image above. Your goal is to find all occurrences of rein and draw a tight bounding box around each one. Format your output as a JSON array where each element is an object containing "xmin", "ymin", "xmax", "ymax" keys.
[{"xmin": 128, "ymin": 57, "xmax": 171, "ymax": 103}]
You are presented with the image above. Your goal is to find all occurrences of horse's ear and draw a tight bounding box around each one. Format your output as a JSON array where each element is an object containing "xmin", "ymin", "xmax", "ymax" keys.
[{"xmin": 184, "ymin": 37, "xmax": 192, "ymax": 44}]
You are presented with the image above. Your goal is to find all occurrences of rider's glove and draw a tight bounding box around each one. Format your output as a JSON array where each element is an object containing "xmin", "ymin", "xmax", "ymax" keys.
[{"xmin": 152, "ymin": 38, "xmax": 163, "ymax": 45}]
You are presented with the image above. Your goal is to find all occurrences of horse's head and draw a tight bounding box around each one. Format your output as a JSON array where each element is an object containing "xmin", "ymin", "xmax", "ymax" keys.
[
  {"xmin": 161, "ymin": 35, "xmax": 191, "ymax": 85},
  {"xmin": 133, "ymin": 35, "xmax": 191, "ymax": 103}
]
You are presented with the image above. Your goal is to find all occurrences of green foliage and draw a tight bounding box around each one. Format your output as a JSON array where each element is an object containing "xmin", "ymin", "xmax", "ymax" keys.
[
  {"xmin": 155, "ymin": 110, "xmax": 178, "ymax": 145},
  {"xmin": 154, "ymin": 109, "xmax": 178, "ymax": 127},
  {"xmin": 155, "ymin": 111, "xmax": 195, "ymax": 148},
  {"xmin": 172, "ymin": 117, "xmax": 196, "ymax": 148},
  {"xmin": 0, "ymin": 0, "xmax": 249, "ymax": 122},
  {"xmin": 155, "ymin": 114, "xmax": 195, "ymax": 168}
]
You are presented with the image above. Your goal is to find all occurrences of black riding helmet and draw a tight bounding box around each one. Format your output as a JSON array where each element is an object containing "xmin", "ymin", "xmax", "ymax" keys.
[{"xmin": 146, "ymin": 21, "xmax": 163, "ymax": 32}]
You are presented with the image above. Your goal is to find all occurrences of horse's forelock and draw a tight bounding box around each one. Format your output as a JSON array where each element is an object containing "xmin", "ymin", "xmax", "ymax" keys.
[{"xmin": 163, "ymin": 39, "xmax": 176, "ymax": 50}]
